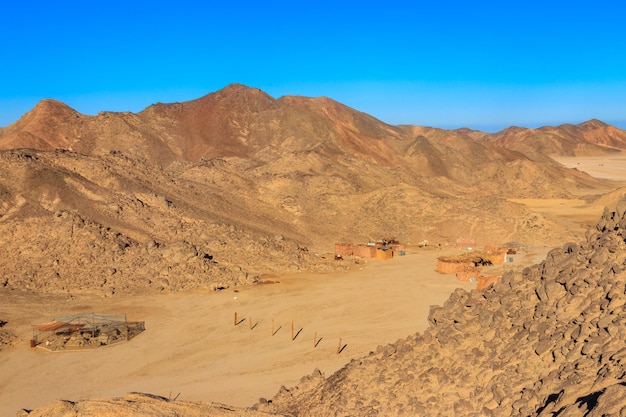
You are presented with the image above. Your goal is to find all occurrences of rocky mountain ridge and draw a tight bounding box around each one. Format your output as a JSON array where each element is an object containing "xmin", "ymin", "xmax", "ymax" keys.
[
  {"xmin": 0, "ymin": 84, "xmax": 623, "ymax": 297},
  {"xmin": 488, "ymin": 119, "xmax": 626, "ymax": 158},
  {"xmin": 4, "ymin": 85, "xmax": 625, "ymax": 163}
]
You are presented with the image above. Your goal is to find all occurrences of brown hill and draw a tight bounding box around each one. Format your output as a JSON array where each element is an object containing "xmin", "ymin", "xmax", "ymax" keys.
[
  {"xmin": 0, "ymin": 84, "xmax": 623, "ymax": 296},
  {"xmin": 0, "ymin": 100, "xmax": 87, "ymax": 150},
  {"xmin": 488, "ymin": 119, "xmax": 626, "ymax": 158},
  {"xmin": 0, "ymin": 84, "xmax": 406, "ymax": 166}
]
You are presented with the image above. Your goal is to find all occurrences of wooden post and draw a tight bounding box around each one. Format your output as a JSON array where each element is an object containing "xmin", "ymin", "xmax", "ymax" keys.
[
  {"xmin": 272, "ymin": 319, "xmax": 274, "ymax": 335},
  {"xmin": 313, "ymin": 332, "xmax": 317, "ymax": 348},
  {"xmin": 249, "ymin": 317, "xmax": 252, "ymax": 330},
  {"xmin": 337, "ymin": 338, "xmax": 342, "ymax": 354},
  {"xmin": 234, "ymin": 312, "xmax": 237, "ymax": 326},
  {"xmin": 291, "ymin": 320, "xmax": 294, "ymax": 340}
]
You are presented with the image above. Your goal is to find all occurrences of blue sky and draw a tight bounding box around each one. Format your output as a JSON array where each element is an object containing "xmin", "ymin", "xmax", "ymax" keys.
[{"xmin": 1, "ymin": 1, "xmax": 626, "ymax": 132}]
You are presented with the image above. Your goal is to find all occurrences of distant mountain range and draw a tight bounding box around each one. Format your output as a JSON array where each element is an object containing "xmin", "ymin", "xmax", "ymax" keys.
[
  {"xmin": 3, "ymin": 84, "xmax": 626, "ymax": 163},
  {"xmin": 0, "ymin": 84, "xmax": 624, "ymax": 294}
]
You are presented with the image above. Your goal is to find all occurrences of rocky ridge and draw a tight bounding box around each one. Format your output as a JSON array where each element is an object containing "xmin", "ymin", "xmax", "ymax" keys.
[
  {"xmin": 0, "ymin": 148, "xmax": 342, "ymax": 296},
  {"xmin": 0, "ymin": 85, "xmax": 621, "ymax": 296},
  {"xmin": 486, "ymin": 119, "xmax": 626, "ymax": 158},
  {"xmin": 17, "ymin": 393, "xmax": 284, "ymax": 417},
  {"xmin": 255, "ymin": 197, "xmax": 626, "ymax": 416}
]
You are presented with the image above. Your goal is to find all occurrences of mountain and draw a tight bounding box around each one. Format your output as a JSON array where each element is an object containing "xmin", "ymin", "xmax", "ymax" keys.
[
  {"xmin": 0, "ymin": 100, "xmax": 84, "ymax": 151},
  {"xmin": 3, "ymin": 85, "xmax": 624, "ymax": 166},
  {"xmin": 0, "ymin": 84, "xmax": 623, "ymax": 296},
  {"xmin": 487, "ymin": 119, "xmax": 626, "ymax": 158},
  {"xmin": 0, "ymin": 84, "xmax": 405, "ymax": 166}
]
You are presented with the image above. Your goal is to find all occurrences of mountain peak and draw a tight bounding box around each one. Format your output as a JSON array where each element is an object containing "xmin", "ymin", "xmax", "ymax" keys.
[
  {"xmin": 9, "ymin": 99, "xmax": 82, "ymax": 131},
  {"xmin": 498, "ymin": 126, "xmax": 529, "ymax": 135},
  {"xmin": 203, "ymin": 83, "xmax": 274, "ymax": 102},
  {"xmin": 220, "ymin": 83, "xmax": 263, "ymax": 93},
  {"xmin": 180, "ymin": 84, "xmax": 277, "ymax": 114},
  {"xmin": 578, "ymin": 119, "xmax": 609, "ymax": 130},
  {"xmin": 0, "ymin": 99, "xmax": 82, "ymax": 151},
  {"xmin": 28, "ymin": 99, "xmax": 79, "ymax": 118}
]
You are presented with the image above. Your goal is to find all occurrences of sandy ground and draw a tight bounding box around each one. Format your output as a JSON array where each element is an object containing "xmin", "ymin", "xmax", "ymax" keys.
[
  {"xmin": 552, "ymin": 153, "xmax": 626, "ymax": 182},
  {"xmin": 511, "ymin": 153, "xmax": 626, "ymax": 232},
  {"xmin": 0, "ymin": 246, "xmax": 552, "ymax": 416},
  {"xmin": 1, "ymin": 153, "xmax": 624, "ymax": 416}
]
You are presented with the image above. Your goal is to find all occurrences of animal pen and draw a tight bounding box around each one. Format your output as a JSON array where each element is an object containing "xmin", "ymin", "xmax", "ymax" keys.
[{"xmin": 31, "ymin": 313, "xmax": 145, "ymax": 351}]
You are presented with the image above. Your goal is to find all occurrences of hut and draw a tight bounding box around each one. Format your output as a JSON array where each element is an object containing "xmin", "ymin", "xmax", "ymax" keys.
[
  {"xmin": 375, "ymin": 247, "xmax": 394, "ymax": 260},
  {"xmin": 455, "ymin": 266, "xmax": 482, "ymax": 282},
  {"xmin": 388, "ymin": 243, "xmax": 405, "ymax": 256},
  {"xmin": 335, "ymin": 238, "xmax": 403, "ymax": 260},
  {"xmin": 436, "ymin": 253, "xmax": 493, "ymax": 274},
  {"xmin": 354, "ymin": 245, "xmax": 377, "ymax": 258},
  {"xmin": 505, "ymin": 248, "xmax": 517, "ymax": 263},
  {"xmin": 334, "ymin": 243, "xmax": 355, "ymax": 257},
  {"xmin": 31, "ymin": 313, "xmax": 145, "ymax": 351}
]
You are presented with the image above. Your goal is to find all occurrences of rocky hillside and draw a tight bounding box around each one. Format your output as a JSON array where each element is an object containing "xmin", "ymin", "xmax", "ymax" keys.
[
  {"xmin": 18, "ymin": 198, "xmax": 626, "ymax": 417},
  {"xmin": 0, "ymin": 149, "xmax": 329, "ymax": 295},
  {"xmin": 0, "ymin": 85, "xmax": 622, "ymax": 296},
  {"xmin": 487, "ymin": 119, "xmax": 626, "ymax": 158},
  {"xmin": 254, "ymin": 197, "xmax": 626, "ymax": 416},
  {"xmin": 16, "ymin": 393, "xmax": 284, "ymax": 417}
]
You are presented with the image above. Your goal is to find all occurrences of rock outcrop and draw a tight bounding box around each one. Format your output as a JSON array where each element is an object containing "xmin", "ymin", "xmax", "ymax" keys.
[
  {"xmin": 17, "ymin": 393, "xmax": 284, "ymax": 417},
  {"xmin": 0, "ymin": 149, "xmax": 343, "ymax": 296},
  {"xmin": 0, "ymin": 320, "xmax": 17, "ymax": 351},
  {"xmin": 257, "ymin": 196, "xmax": 626, "ymax": 416}
]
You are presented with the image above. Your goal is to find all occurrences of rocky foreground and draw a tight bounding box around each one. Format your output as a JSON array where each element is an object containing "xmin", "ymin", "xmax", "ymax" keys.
[
  {"xmin": 18, "ymin": 198, "xmax": 626, "ymax": 415},
  {"xmin": 16, "ymin": 393, "xmax": 281, "ymax": 417},
  {"xmin": 255, "ymin": 198, "xmax": 626, "ymax": 416}
]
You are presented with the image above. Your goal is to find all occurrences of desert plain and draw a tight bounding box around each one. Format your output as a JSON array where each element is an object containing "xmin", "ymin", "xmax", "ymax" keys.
[{"xmin": 0, "ymin": 154, "xmax": 624, "ymax": 416}]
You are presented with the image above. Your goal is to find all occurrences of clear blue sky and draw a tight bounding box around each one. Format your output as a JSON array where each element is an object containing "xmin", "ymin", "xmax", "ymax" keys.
[{"xmin": 2, "ymin": 1, "xmax": 626, "ymax": 132}]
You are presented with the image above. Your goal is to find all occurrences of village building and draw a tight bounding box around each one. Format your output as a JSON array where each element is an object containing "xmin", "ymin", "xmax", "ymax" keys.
[
  {"xmin": 436, "ymin": 249, "xmax": 508, "ymax": 290},
  {"xmin": 335, "ymin": 238, "xmax": 404, "ymax": 260}
]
